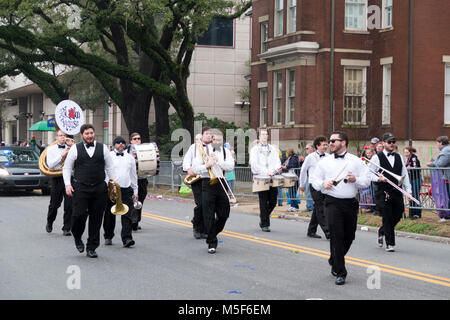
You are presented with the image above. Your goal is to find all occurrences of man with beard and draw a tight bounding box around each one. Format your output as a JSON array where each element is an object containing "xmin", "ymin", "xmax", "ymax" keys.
[{"xmin": 310, "ymin": 131, "xmax": 370, "ymax": 285}]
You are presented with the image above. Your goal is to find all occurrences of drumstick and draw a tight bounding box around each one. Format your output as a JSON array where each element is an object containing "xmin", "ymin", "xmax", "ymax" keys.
[{"xmin": 332, "ymin": 163, "xmax": 348, "ymax": 186}]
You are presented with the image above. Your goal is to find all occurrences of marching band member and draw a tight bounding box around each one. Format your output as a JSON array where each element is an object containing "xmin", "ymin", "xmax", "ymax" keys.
[
  {"xmin": 127, "ymin": 132, "xmax": 147, "ymax": 231},
  {"xmin": 249, "ymin": 129, "xmax": 282, "ymax": 232},
  {"xmin": 299, "ymin": 136, "xmax": 330, "ymax": 240},
  {"xmin": 310, "ymin": 131, "xmax": 371, "ymax": 285},
  {"xmin": 192, "ymin": 129, "xmax": 234, "ymax": 254},
  {"xmin": 45, "ymin": 130, "xmax": 74, "ymax": 236},
  {"xmin": 63, "ymin": 124, "xmax": 114, "ymax": 258},
  {"xmin": 183, "ymin": 133, "xmax": 208, "ymax": 239},
  {"xmin": 103, "ymin": 136, "xmax": 138, "ymax": 248},
  {"xmin": 369, "ymin": 133, "xmax": 411, "ymax": 252}
]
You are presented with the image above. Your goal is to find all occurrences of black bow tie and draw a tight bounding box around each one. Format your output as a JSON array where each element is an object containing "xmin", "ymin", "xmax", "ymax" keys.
[
  {"xmin": 319, "ymin": 154, "xmax": 325, "ymax": 158},
  {"xmin": 116, "ymin": 152, "xmax": 124, "ymax": 156},
  {"xmin": 85, "ymin": 143, "xmax": 94, "ymax": 148},
  {"xmin": 387, "ymin": 152, "xmax": 395, "ymax": 157},
  {"xmin": 335, "ymin": 152, "xmax": 347, "ymax": 159},
  {"xmin": 58, "ymin": 144, "xmax": 65, "ymax": 149}
]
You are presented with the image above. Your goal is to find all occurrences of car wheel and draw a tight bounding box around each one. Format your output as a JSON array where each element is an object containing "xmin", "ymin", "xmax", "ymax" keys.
[{"xmin": 41, "ymin": 187, "xmax": 51, "ymax": 195}]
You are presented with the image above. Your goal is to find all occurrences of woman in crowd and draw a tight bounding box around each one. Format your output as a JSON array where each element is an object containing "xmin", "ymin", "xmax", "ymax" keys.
[{"xmin": 404, "ymin": 146, "xmax": 422, "ymax": 219}]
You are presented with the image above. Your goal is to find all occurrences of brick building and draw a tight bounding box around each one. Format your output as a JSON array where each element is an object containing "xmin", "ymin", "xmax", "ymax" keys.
[{"xmin": 250, "ymin": 0, "xmax": 450, "ymax": 160}]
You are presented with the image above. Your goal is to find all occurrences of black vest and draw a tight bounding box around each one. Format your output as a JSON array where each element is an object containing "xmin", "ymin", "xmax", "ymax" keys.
[
  {"xmin": 74, "ymin": 142, "xmax": 105, "ymax": 186},
  {"xmin": 376, "ymin": 152, "xmax": 403, "ymax": 194}
]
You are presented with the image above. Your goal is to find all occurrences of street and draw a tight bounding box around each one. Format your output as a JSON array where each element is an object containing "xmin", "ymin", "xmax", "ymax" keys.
[{"xmin": 1, "ymin": 191, "xmax": 449, "ymax": 300}]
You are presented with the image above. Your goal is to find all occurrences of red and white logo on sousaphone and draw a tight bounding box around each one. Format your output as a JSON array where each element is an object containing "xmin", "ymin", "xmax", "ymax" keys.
[{"xmin": 55, "ymin": 100, "xmax": 85, "ymax": 135}]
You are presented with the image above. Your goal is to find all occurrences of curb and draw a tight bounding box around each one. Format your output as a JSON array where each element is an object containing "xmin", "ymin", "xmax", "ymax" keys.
[{"xmin": 149, "ymin": 193, "xmax": 450, "ymax": 245}]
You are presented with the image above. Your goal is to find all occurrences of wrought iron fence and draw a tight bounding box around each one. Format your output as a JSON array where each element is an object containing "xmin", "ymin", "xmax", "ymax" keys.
[{"xmin": 148, "ymin": 162, "xmax": 450, "ymax": 213}]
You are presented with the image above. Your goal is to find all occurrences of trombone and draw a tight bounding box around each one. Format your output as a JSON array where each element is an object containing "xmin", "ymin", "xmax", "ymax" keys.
[
  {"xmin": 362, "ymin": 157, "xmax": 420, "ymax": 205},
  {"xmin": 202, "ymin": 145, "xmax": 238, "ymax": 204}
]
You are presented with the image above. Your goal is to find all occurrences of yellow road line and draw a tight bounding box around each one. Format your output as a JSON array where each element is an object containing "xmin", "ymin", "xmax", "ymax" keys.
[{"xmin": 142, "ymin": 212, "xmax": 450, "ymax": 288}]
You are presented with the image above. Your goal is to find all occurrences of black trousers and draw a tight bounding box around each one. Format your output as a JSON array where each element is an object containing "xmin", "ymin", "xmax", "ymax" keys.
[
  {"xmin": 47, "ymin": 176, "xmax": 72, "ymax": 231},
  {"xmin": 202, "ymin": 178, "xmax": 230, "ymax": 248},
  {"xmin": 191, "ymin": 179, "xmax": 205, "ymax": 233},
  {"xmin": 103, "ymin": 187, "xmax": 134, "ymax": 244},
  {"xmin": 376, "ymin": 190, "xmax": 404, "ymax": 246},
  {"xmin": 324, "ymin": 195, "xmax": 359, "ymax": 278},
  {"xmin": 258, "ymin": 187, "xmax": 278, "ymax": 227},
  {"xmin": 131, "ymin": 178, "xmax": 148, "ymax": 227},
  {"xmin": 307, "ymin": 186, "xmax": 330, "ymax": 237},
  {"xmin": 71, "ymin": 181, "xmax": 108, "ymax": 251}
]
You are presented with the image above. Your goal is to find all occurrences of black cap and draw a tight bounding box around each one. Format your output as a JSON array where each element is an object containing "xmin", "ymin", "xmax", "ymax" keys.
[
  {"xmin": 382, "ymin": 133, "xmax": 395, "ymax": 142},
  {"xmin": 113, "ymin": 136, "xmax": 126, "ymax": 145}
]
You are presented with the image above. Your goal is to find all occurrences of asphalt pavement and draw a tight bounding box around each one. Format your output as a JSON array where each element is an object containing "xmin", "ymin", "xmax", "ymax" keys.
[{"xmin": 1, "ymin": 191, "xmax": 449, "ymax": 300}]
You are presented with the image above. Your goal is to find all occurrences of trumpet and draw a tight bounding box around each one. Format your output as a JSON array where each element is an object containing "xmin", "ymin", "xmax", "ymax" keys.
[
  {"xmin": 362, "ymin": 157, "xmax": 405, "ymax": 186},
  {"xmin": 362, "ymin": 157, "xmax": 420, "ymax": 205}
]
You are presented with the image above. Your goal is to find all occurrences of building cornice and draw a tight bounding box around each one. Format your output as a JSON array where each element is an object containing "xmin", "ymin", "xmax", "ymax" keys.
[{"xmin": 258, "ymin": 41, "xmax": 320, "ymax": 61}]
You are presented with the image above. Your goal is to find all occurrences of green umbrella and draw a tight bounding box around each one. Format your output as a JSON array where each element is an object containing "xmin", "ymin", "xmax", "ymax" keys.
[{"xmin": 28, "ymin": 120, "xmax": 56, "ymax": 131}]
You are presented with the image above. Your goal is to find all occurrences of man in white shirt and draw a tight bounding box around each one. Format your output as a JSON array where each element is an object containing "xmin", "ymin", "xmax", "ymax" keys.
[
  {"xmin": 63, "ymin": 124, "xmax": 114, "ymax": 258},
  {"xmin": 192, "ymin": 130, "xmax": 234, "ymax": 253},
  {"xmin": 249, "ymin": 129, "xmax": 282, "ymax": 232},
  {"xmin": 310, "ymin": 131, "xmax": 371, "ymax": 285},
  {"xmin": 369, "ymin": 133, "xmax": 412, "ymax": 252},
  {"xmin": 45, "ymin": 130, "xmax": 74, "ymax": 236},
  {"xmin": 103, "ymin": 136, "xmax": 138, "ymax": 248},
  {"xmin": 183, "ymin": 132, "xmax": 209, "ymax": 239},
  {"xmin": 299, "ymin": 136, "xmax": 330, "ymax": 239}
]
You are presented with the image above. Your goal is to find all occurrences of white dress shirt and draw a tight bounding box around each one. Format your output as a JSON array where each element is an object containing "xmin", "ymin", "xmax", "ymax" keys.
[
  {"xmin": 109, "ymin": 149, "xmax": 138, "ymax": 196},
  {"xmin": 191, "ymin": 144, "xmax": 234, "ymax": 178},
  {"xmin": 182, "ymin": 143, "xmax": 197, "ymax": 172},
  {"xmin": 63, "ymin": 141, "xmax": 114, "ymax": 186},
  {"xmin": 249, "ymin": 144, "xmax": 281, "ymax": 176},
  {"xmin": 46, "ymin": 143, "xmax": 69, "ymax": 169},
  {"xmin": 310, "ymin": 151, "xmax": 371, "ymax": 199},
  {"xmin": 369, "ymin": 150, "xmax": 412, "ymax": 193},
  {"xmin": 299, "ymin": 151, "xmax": 329, "ymax": 188}
]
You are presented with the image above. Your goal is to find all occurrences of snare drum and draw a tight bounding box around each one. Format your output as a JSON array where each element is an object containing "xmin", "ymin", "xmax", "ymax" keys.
[
  {"xmin": 282, "ymin": 173, "xmax": 298, "ymax": 188},
  {"xmin": 252, "ymin": 175, "xmax": 271, "ymax": 193},
  {"xmin": 271, "ymin": 175, "xmax": 284, "ymax": 187},
  {"xmin": 132, "ymin": 143, "xmax": 160, "ymax": 177}
]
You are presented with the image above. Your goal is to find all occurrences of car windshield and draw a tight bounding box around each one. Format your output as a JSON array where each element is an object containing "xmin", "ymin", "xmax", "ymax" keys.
[{"xmin": 0, "ymin": 149, "xmax": 39, "ymax": 164}]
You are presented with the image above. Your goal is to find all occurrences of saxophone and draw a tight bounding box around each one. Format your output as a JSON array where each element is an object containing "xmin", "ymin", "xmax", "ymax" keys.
[{"xmin": 108, "ymin": 179, "xmax": 129, "ymax": 215}]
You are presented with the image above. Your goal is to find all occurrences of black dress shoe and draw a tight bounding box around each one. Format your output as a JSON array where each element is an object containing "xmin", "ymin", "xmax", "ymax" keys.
[
  {"xmin": 123, "ymin": 239, "xmax": 135, "ymax": 248},
  {"xmin": 63, "ymin": 230, "xmax": 72, "ymax": 236},
  {"xmin": 331, "ymin": 270, "xmax": 338, "ymax": 277},
  {"xmin": 335, "ymin": 276, "xmax": 346, "ymax": 285},
  {"xmin": 104, "ymin": 239, "xmax": 112, "ymax": 245},
  {"xmin": 307, "ymin": 233, "xmax": 322, "ymax": 239},
  {"xmin": 75, "ymin": 240, "xmax": 85, "ymax": 253},
  {"xmin": 46, "ymin": 223, "xmax": 52, "ymax": 233},
  {"xmin": 261, "ymin": 226, "xmax": 271, "ymax": 232},
  {"xmin": 86, "ymin": 250, "xmax": 98, "ymax": 258},
  {"xmin": 200, "ymin": 233, "xmax": 208, "ymax": 239},
  {"xmin": 193, "ymin": 230, "xmax": 202, "ymax": 239}
]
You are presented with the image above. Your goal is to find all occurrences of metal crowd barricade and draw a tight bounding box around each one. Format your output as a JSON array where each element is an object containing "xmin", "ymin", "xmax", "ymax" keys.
[{"xmin": 148, "ymin": 163, "xmax": 450, "ymax": 215}]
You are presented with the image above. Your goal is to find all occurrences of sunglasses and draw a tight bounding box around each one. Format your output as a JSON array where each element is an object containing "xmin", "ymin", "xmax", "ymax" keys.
[
  {"xmin": 115, "ymin": 141, "xmax": 126, "ymax": 145},
  {"xmin": 329, "ymin": 139, "xmax": 343, "ymax": 144},
  {"xmin": 386, "ymin": 140, "xmax": 396, "ymax": 145},
  {"xmin": 132, "ymin": 137, "xmax": 141, "ymax": 140}
]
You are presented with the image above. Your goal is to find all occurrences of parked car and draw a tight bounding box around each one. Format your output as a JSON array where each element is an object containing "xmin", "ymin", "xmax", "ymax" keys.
[{"xmin": 0, "ymin": 146, "xmax": 51, "ymax": 194}]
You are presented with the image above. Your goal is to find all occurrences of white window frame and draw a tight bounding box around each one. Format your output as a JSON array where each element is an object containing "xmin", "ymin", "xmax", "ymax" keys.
[
  {"xmin": 345, "ymin": 0, "xmax": 368, "ymax": 31},
  {"xmin": 382, "ymin": 64, "xmax": 392, "ymax": 125},
  {"xmin": 274, "ymin": 0, "xmax": 284, "ymax": 36},
  {"xmin": 343, "ymin": 67, "xmax": 367, "ymax": 125},
  {"xmin": 259, "ymin": 87, "xmax": 268, "ymax": 127},
  {"xmin": 273, "ymin": 71, "xmax": 283, "ymax": 125},
  {"xmin": 286, "ymin": 69, "xmax": 295, "ymax": 124},
  {"xmin": 260, "ymin": 22, "xmax": 269, "ymax": 53},
  {"xmin": 382, "ymin": 0, "xmax": 393, "ymax": 28},
  {"xmin": 445, "ymin": 64, "xmax": 450, "ymax": 124},
  {"xmin": 287, "ymin": 0, "xmax": 297, "ymax": 34}
]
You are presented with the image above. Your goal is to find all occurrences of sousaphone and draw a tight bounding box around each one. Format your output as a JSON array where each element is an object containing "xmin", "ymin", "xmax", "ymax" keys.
[{"xmin": 39, "ymin": 100, "xmax": 85, "ymax": 177}]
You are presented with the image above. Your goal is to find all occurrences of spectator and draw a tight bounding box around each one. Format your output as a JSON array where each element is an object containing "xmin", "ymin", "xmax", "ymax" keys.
[
  {"xmin": 404, "ymin": 146, "xmax": 422, "ymax": 219},
  {"xmin": 362, "ymin": 138, "xmax": 379, "ymax": 158},
  {"xmin": 303, "ymin": 143, "xmax": 315, "ymax": 212},
  {"xmin": 282, "ymin": 148, "xmax": 300, "ymax": 212},
  {"xmin": 224, "ymin": 142, "xmax": 236, "ymax": 192},
  {"xmin": 277, "ymin": 147, "xmax": 285, "ymax": 206},
  {"xmin": 365, "ymin": 146, "xmax": 375, "ymax": 160},
  {"xmin": 375, "ymin": 142, "xmax": 384, "ymax": 153},
  {"xmin": 427, "ymin": 136, "xmax": 450, "ymax": 221},
  {"xmin": 360, "ymin": 146, "xmax": 376, "ymax": 212}
]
